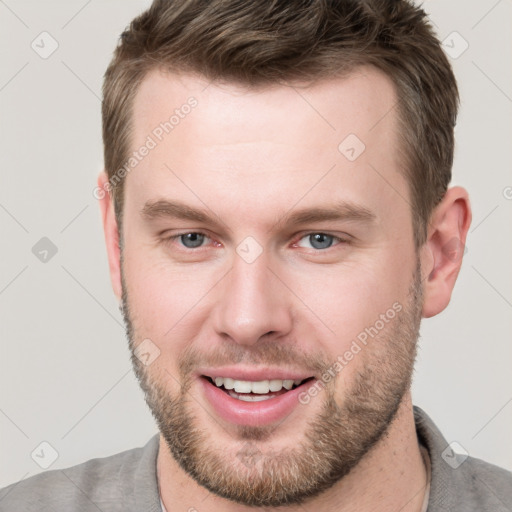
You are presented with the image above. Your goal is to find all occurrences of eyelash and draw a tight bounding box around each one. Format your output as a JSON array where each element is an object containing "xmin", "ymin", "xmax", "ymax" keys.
[{"xmin": 163, "ymin": 231, "xmax": 351, "ymax": 252}]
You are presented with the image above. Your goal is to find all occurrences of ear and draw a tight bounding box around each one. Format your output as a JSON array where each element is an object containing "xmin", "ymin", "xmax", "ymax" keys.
[
  {"xmin": 421, "ymin": 186, "xmax": 472, "ymax": 318},
  {"xmin": 97, "ymin": 172, "xmax": 122, "ymax": 301}
]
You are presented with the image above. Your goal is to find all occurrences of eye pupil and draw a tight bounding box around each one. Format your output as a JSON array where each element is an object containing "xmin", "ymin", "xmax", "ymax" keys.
[
  {"xmin": 309, "ymin": 233, "xmax": 333, "ymax": 250},
  {"xmin": 181, "ymin": 233, "xmax": 204, "ymax": 248}
]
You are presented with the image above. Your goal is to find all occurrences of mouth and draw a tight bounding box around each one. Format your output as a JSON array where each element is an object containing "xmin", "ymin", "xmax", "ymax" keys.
[
  {"xmin": 199, "ymin": 373, "xmax": 317, "ymax": 426},
  {"xmin": 202, "ymin": 375, "xmax": 314, "ymax": 402}
]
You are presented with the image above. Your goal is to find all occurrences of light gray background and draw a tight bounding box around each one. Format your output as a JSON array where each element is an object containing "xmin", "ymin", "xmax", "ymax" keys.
[{"xmin": 1, "ymin": 0, "xmax": 511, "ymax": 489}]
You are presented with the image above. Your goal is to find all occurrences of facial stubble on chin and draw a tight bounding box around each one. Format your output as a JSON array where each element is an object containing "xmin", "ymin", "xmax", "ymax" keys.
[{"xmin": 120, "ymin": 258, "xmax": 423, "ymax": 507}]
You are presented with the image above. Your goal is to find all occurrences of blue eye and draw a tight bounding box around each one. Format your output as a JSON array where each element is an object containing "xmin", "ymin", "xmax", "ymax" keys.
[
  {"xmin": 179, "ymin": 232, "xmax": 207, "ymax": 248},
  {"xmin": 165, "ymin": 231, "xmax": 347, "ymax": 253},
  {"xmin": 297, "ymin": 233, "xmax": 339, "ymax": 250}
]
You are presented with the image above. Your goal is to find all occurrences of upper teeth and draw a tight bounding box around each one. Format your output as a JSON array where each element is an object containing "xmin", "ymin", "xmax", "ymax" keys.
[{"xmin": 213, "ymin": 377, "xmax": 303, "ymax": 394}]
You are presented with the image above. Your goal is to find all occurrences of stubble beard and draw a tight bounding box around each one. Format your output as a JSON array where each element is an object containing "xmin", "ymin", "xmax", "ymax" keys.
[{"xmin": 121, "ymin": 259, "xmax": 423, "ymax": 507}]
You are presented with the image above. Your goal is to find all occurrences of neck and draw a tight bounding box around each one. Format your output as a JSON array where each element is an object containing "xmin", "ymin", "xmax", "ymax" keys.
[{"xmin": 158, "ymin": 392, "xmax": 428, "ymax": 512}]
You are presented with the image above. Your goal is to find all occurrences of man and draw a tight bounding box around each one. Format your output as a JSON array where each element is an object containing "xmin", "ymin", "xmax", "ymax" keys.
[{"xmin": 1, "ymin": 0, "xmax": 511, "ymax": 510}]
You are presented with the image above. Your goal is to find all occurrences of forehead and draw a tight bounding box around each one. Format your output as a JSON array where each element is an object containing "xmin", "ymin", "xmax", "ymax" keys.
[
  {"xmin": 125, "ymin": 66, "xmax": 408, "ymax": 231},
  {"xmin": 132, "ymin": 66, "xmax": 398, "ymax": 148}
]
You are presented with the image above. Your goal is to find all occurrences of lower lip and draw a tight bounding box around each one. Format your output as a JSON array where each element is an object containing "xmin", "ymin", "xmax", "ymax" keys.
[{"xmin": 200, "ymin": 377, "xmax": 316, "ymax": 427}]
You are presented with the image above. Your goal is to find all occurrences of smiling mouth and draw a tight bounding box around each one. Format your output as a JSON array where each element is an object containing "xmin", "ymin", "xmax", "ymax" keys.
[{"xmin": 202, "ymin": 375, "xmax": 314, "ymax": 402}]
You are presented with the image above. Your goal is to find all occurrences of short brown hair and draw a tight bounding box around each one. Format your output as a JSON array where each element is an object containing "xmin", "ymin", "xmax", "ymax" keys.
[{"xmin": 102, "ymin": 0, "xmax": 458, "ymax": 248}]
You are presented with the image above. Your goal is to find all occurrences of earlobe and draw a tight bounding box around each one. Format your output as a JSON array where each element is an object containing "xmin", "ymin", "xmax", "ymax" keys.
[
  {"xmin": 97, "ymin": 171, "xmax": 123, "ymax": 301},
  {"xmin": 421, "ymin": 186, "xmax": 472, "ymax": 318}
]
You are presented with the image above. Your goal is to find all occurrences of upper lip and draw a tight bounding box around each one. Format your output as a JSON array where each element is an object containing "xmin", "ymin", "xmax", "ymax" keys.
[{"xmin": 197, "ymin": 366, "xmax": 315, "ymax": 382}]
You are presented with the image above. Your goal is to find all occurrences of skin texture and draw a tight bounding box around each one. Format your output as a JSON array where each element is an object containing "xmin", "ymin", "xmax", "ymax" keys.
[{"xmin": 98, "ymin": 66, "xmax": 471, "ymax": 511}]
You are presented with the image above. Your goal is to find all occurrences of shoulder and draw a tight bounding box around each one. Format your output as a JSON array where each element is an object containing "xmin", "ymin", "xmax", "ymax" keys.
[
  {"xmin": 457, "ymin": 455, "xmax": 512, "ymax": 508},
  {"xmin": 413, "ymin": 405, "xmax": 512, "ymax": 511},
  {"xmin": 0, "ymin": 434, "xmax": 160, "ymax": 512}
]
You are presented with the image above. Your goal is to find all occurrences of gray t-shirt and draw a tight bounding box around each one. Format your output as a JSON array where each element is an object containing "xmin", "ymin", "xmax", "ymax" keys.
[{"xmin": 1, "ymin": 406, "xmax": 511, "ymax": 511}]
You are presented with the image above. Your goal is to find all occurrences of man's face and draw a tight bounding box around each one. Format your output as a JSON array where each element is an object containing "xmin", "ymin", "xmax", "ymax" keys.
[{"xmin": 119, "ymin": 67, "xmax": 423, "ymax": 506}]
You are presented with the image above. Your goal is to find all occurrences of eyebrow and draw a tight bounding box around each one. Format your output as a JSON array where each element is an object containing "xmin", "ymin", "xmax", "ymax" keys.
[{"xmin": 141, "ymin": 199, "xmax": 376, "ymax": 231}]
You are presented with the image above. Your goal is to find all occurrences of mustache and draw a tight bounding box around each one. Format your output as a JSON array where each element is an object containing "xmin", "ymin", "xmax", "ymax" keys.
[{"xmin": 177, "ymin": 341, "xmax": 330, "ymax": 379}]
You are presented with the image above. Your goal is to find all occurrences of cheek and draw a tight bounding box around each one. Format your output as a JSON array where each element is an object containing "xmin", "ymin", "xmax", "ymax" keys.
[
  {"xmin": 300, "ymin": 261, "xmax": 402, "ymax": 325},
  {"xmin": 288, "ymin": 251, "xmax": 412, "ymax": 362},
  {"xmin": 123, "ymin": 264, "xmax": 205, "ymax": 393},
  {"xmin": 122, "ymin": 248, "xmax": 213, "ymax": 353}
]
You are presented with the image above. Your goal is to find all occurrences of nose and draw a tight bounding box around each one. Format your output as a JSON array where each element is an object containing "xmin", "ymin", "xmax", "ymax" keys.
[{"xmin": 212, "ymin": 249, "xmax": 293, "ymax": 347}]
